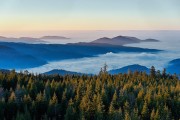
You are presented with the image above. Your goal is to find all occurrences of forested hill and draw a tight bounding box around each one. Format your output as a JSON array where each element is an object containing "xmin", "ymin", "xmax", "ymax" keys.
[
  {"xmin": 0, "ymin": 41, "xmax": 161, "ymax": 69},
  {"xmin": 0, "ymin": 67, "xmax": 179, "ymax": 120}
]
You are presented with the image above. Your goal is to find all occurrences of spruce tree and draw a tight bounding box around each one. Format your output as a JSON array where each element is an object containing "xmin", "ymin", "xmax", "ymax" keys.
[
  {"xmin": 150, "ymin": 66, "xmax": 156, "ymax": 78},
  {"xmin": 150, "ymin": 109, "xmax": 155, "ymax": 120},
  {"xmin": 64, "ymin": 99, "xmax": 76, "ymax": 120},
  {"xmin": 141, "ymin": 101, "xmax": 149, "ymax": 120},
  {"xmin": 96, "ymin": 94, "xmax": 105, "ymax": 120}
]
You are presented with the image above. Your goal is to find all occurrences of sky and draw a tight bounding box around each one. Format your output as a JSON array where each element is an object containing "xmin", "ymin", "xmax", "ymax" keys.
[{"xmin": 0, "ymin": 0, "xmax": 180, "ymax": 33}]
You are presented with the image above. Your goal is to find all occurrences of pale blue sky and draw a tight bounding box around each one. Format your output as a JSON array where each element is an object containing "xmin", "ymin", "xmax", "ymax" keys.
[{"xmin": 0, "ymin": 0, "xmax": 180, "ymax": 31}]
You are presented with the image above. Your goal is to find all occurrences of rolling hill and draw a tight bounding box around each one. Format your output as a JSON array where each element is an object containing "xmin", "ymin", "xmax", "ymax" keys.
[
  {"xmin": 108, "ymin": 64, "xmax": 150, "ymax": 74},
  {"xmin": 0, "ymin": 36, "xmax": 70, "ymax": 44},
  {"xmin": 91, "ymin": 35, "xmax": 159, "ymax": 45},
  {"xmin": 43, "ymin": 69, "xmax": 83, "ymax": 75},
  {"xmin": 166, "ymin": 58, "xmax": 180, "ymax": 75},
  {"xmin": 0, "ymin": 35, "xmax": 161, "ymax": 70},
  {"xmin": 40, "ymin": 36, "xmax": 70, "ymax": 39},
  {"xmin": 0, "ymin": 41, "xmax": 161, "ymax": 69}
]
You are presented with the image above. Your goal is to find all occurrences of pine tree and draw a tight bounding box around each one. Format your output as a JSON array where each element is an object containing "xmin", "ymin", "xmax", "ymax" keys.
[
  {"xmin": 108, "ymin": 101, "xmax": 115, "ymax": 119},
  {"xmin": 49, "ymin": 92, "xmax": 58, "ymax": 105},
  {"xmin": 64, "ymin": 99, "xmax": 76, "ymax": 120},
  {"xmin": 150, "ymin": 109, "xmax": 155, "ymax": 120},
  {"xmin": 154, "ymin": 109, "xmax": 160, "ymax": 120},
  {"xmin": 23, "ymin": 94, "xmax": 31, "ymax": 108},
  {"xmin": 150, "ymin": 66, "xmax": 156, "ymax": 78},
  {"xmin": 111, "ymin": 91, "xmax": 118, "ymax": 109},
  {"xmin": 35, "ymin": 92, "xmax": 48, "ymax": 119},
  {"xmin": 133, "ymin": 108, "xmax": 139, "ymax": 120},
  {"xmin": 80, "ymin": 95, "xmax": 92, "ymax": 119},
  {"xmin": 103, "ymin": 63, "xmax": 108, "ymax": 74},
  {"xmin": 141, "ymin": 101, "xmax": 149, "ymax": 120},
  {"xmin": 125, "ymin": 111, "xmax": 131, "ymax": 120},
  {"xmin": 118, "ymin": 108, "xmax": 123, "ymax": 120},
  {"xmin": 95, "ymin": 94, "xmax": 105, "ymax": 120},
  {"xmin": 101, "ymin": 86, "xmax": 108, "ymax": 108},
  {"xmin": 8, "ymin": 91, "xmax": 17, "ymax": 119},
  {"xmin": 9, "ymin": 91, "xmax": 16, "ymax": 102},
  {"xmin": 60, "ymin": 89, "xmax": 68, "ymax": 118},
  {"xmin": 124, "ymin": 101, "xmax": 130, "ymax": 113},
  {"xmin": 163, "ymin": 105, "xmax": 171, "ymax": 120},
  {"xmin": 48, "ymin": 92, "xmax": 59, "ymax": 119},
  {"xmin": 162, "ymin": 68, "xmax": 166, "ymax": 78}
]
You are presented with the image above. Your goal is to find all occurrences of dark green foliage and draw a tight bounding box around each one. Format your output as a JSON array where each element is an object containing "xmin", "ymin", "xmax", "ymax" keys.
[{"xmin": 0, "ymin": 68, "xmax": 179, "ymax": 120}]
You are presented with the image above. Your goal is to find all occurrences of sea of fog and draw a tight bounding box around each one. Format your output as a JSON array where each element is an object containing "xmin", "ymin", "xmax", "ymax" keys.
[{"xmin": 22, "ymin": 30, "xmax": 180, "ymax": 74}]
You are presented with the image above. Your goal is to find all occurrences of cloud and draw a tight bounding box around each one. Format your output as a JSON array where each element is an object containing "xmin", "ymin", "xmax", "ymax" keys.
[
  {"xmin": 19, "ymin": 31, "xmax": 180, "ymax": 74},
  {"xmin": 24, "ymin": 50, "xmax": 179, "ymax": 74}
]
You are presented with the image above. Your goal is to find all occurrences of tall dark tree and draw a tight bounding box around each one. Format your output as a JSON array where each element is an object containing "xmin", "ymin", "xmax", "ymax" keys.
[{"xmin": 150, "ymin": 66, "xmax": 156, "ymax": 78}]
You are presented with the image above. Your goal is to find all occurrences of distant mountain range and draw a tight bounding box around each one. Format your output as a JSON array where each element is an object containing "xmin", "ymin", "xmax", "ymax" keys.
[
  {"xmin": 0, "ymin": 41, "xmax": 160, "ymax": 69},
  {"xmin": 0, "ymin": 36, "xmax": 45, "ymax": 43},
  {"xmin": 0, "ymin": 36, "xmax": 70, "ymax": 43},
  {"xmin": 43, "ymin": 69, "xmax": 83, "ymax": 75},
  {"xmin": 40, "ymin": 36, "xmax": 70, "ymax": 40},
  {"xmin": 91, "ymin": 35, "xmax": 159, "ymax": 45},
  {"xmin": 0, "ymin": 35, "xmax": 159, "ymax": 45},
  {"xmin": 0, "ymin": 35, "xmax": 161, "ymax": 70},
  {"xmin": 108, "ymin": 64, "xmax": 150, "ymax": 74}
]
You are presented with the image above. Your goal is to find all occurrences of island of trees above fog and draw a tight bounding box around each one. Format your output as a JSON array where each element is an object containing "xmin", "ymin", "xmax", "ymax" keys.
[{"xmin": 0, "ymin": 66, "xmax": 179, "ymax": 120}]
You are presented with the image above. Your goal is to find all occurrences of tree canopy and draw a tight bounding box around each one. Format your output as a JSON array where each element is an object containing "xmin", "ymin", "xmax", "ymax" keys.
[{"xmin": 0, "ymin": 67, "xmax": 179, "ymax": 120}]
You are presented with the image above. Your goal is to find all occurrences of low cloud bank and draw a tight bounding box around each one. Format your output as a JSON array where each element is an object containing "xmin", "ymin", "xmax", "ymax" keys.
[{"xmin": 24, "ymin": 50, "xmax": 179, "ymax": 74}]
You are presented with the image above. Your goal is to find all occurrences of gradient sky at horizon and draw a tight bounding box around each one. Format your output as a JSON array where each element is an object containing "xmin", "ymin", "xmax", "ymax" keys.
[{"xmin": 0, "ymin": 0, "xmax": 180, "ymax": 32}]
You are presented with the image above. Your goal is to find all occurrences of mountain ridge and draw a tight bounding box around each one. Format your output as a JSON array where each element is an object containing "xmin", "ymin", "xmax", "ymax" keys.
[
  {"xmin": 43, "ymin": 69, "xmax": 83, "ymax": 75},
  {"xmin": 91, "ymin": 35, "xmax": 159, "ymax": 45},
  {"xmin": 108, "ymin": 64, "xmax": 150, "ymax": 74},
  {"xmin": 0, "ymin": 41, "xmax": 161, "ymax": 69},
  {"xmin": 40, "ymin": 36, "xmax": 70, "ymax": 39}
]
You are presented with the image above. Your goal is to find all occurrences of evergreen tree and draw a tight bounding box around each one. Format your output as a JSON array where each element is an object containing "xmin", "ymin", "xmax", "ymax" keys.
[
  {"xmin": 95, "ymin": 94, "xmax": 105, "ymax": 120},
  {"xmin": 7, "ymin": 91, "xmax": 17, "ymax": 119},
  {"xmin": 150, "ymin": 66, "xmax": 156, "ymax": 78},
  {"xmin": 118, "ymin": 108, "xmax": 123, "ymax": 120},
  {"xmin": 150, "ymin": 109, "xmax": 156, "ymax": 120},
  {"xmin": 49, "ymin": 92, "xmax": 58, "ymax": 105},
  {"xmin": 125, "ymin": 111, "xmax": 131, "ymax": 120},
  {"xmin": 133, "ymin": 108, "xmax": 139, "ymax": 120},
  {"xmin": 0, "ymin": 67, "xmax": 179, "ymax": 119},
  {"xmin": 154, "ymin": 109, "xmax": 160, "ymax": 120},
  {"xmin": 108, "ymin": 100, "xmax": 115, "ymax": 119},
  {"xmin": 162, "ymin": 68, "xmax": 166, "ymax": 78},
  {"xmin": 124, "ymin": 101, "xmax": 130, "ymax": 113},
  {"xmin": 64, "ymin": 99, "xmax": 76, "ymax": 120},
  {"xmin": 163, "ymin": 105, "xmax": 171, "ymax": 120},
  {"xmin": 48, "ymin": 93, "xmax": 59, "ymax": 119},
  {"xmin": 141, "ymin": 101, "xmax": 149, "ymax": 119}
]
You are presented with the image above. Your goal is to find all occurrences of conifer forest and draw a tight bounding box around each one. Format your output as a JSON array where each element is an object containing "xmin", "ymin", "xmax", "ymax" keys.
[{"xmin": 0, "ymin": 67, "xmax": 179, "ymax": 120}]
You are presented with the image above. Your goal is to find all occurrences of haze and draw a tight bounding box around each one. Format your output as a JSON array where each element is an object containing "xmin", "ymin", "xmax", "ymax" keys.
[{"xmin": 0, "ymin": 0, "xmax": 180, "ymax": 37}]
